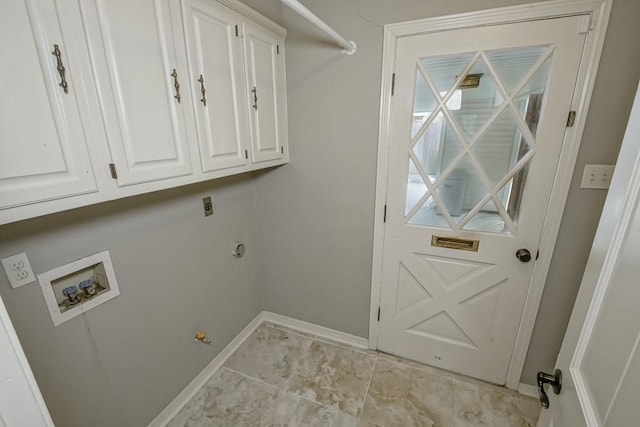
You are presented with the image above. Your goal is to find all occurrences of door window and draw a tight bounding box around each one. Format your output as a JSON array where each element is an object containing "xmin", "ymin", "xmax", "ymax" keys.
[{"xmin": 406, "ymin": 46, "xmax": 553, "ymax": 234}]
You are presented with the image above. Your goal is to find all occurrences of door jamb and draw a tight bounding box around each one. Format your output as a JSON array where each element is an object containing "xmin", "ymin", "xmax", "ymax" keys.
[{"xmin": 369, "ymin": 0, "xmax": 613, "ymax": 390}]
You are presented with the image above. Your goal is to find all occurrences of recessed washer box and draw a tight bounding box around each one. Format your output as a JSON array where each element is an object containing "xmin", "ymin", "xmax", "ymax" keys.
[{"xmin": 38, "ymin": 251, "xmax": 120, "ymax": 326}]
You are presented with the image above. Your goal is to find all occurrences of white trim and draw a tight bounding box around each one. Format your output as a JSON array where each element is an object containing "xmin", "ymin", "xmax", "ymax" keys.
[
  {"xmin": 147, "ymin": 312, "xmax": 265, "ymax": 427},
  {"xmin": 216, "ymin": 0, "xmax": 286, "ymax": 37},
  {"xmin": 148, "ymin": 311, "xmax": 368, "ymax": 426},
  {"xmin": 384, "ymin": 0, "xmax": 609, "ymax": 37},
  {"xmin": 369, "ymin": 0, "xmax": 613, "ymax": 391},
  {"xmin": 518, "ymin": 382, "xmax": 539, "ymax": 399},
  {"xmin": 0, "ymin": 294, "xmax": 54, "ymax": 426},
  {"xmin": 261, "ymin": 311, "xmax": 369, "ymax": 350}
]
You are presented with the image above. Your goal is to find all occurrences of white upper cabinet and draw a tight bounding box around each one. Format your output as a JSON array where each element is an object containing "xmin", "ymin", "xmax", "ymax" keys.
[
  {"xmin": 181, "ymin": 0, "xmax": 250, "ymax": 172},
  {"xmin": 243, "ymin": 21, "xmax": 288, "ymax": 164},
  {"xmin": 80, "ymin": 0, "xmax": 193, "ymax": 186},
  {"xmin": 0, "ymin": 0, "xmax": 97, "ymax": 210},
  {"xmin": 0, "ymin": 0, "xmax": 288, "ymax": 225}
]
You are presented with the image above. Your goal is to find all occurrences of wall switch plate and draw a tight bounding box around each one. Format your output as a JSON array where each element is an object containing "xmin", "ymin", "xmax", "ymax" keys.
[
  {"xmin": 1, "ymin": 252, "xmax": 36, "ymax": 288},
  {"xmin": 202, "ymin": 196, "xmax": 213, "ymax": 217},
  {"xmin": 581, "ymin": 164, "xmax": 615, "ymax": 189}
]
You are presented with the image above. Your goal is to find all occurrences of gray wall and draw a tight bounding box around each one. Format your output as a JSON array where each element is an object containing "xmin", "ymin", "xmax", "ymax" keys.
[
  {"xmin": 251, "ymin": 0, "xmax": 640, "ymax": 386},
  {"xmin": 0, "ymin": 176, "xmax": 262, "ymax": 426}
]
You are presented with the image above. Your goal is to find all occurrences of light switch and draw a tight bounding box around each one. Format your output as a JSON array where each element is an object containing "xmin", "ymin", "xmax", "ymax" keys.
[{"xmin": 580, "ymin": 164, "xmax": 615, "ymax": 189}]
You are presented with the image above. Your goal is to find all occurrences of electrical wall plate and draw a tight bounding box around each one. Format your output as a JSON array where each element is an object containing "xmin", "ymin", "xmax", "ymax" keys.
[
  {"xmin": 1, "ymin": 252, "xmax": 36, "ymax": 288},
  {"xmin": 581, "ymin": 164, "xmax": 615, "ymax": 189}
]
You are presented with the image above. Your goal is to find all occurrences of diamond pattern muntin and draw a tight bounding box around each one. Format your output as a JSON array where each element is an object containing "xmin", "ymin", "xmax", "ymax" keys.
[
  {"xmin": 431, "ymin": 114, "xmax": 465, "ymax": 180},
  {"xmin": 470, "ymin": 108, "xmax": 525, "ymax": 189},
  {"xmin": 406, "ymin": 157, "xmax": 428, "ymax": 217},
  {"xmin": 462, "ymin": 198, "xmax": 509, "ymax": 234},
  {"xmin": 411, "ymin": 111, "xmax": 447, "ymax": 179},
  {"xmin": 408, "ymin": 195, "xmax": 452, "ymax": 227},
  {"xmin": 421, "ymin": 52, "xmax": 476, "ymax": 95},
  {"xmin": 450, "ymin": 57, "xmax": 505, "ymax": 141},
  {"xmin": 486, "ymin": 46, "xmax": 547, "ymax": 95},
  {"xmin": 514, "ymin": 56, "xmax": 552, "ymax": 138},
  {"xmin": 412, "ymin": 69, "xmax": 438, "ymax": 139},
  {"xmin": 407, "ymin": 46, "xmax": 552, "ymax": 234}
]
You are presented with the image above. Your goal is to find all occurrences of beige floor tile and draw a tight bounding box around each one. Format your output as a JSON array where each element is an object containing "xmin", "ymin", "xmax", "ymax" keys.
[
  {"xmin": 286, "ymin": 340, "xmax": 377, "ymax": 416},
  {"xmin": 224, "ymin": 323, "xmax": 313, "ymax": 387},
  {"xmin": 167, "ymin": 367, "xmax": 278, "ymax": 426},
  {"xmin": 453, "ymin": 379, "xmax": 494, "ymax": 427},
  {"xmin": 360, "ymin": 358, "xmax": 454, "ymax": 427},
  {"xmin": 488, "ymin": 387, "xmax": 540, "ymax": 427}
]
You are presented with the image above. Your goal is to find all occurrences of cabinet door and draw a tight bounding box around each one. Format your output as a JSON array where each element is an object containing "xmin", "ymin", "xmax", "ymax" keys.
[
  {"xmin": 242, "ymin": 22, "xmax": 287, "ymax": 164},
  {"xmin": 0, "ymin": 0, "xmax": 97, "ymax": 210},
  {"xmin": 182, "ymin": 0, "xmax": 249, "ymax": 172},
  {"xmin": 80, "ymin": 0, "xmax": 192, "ymax": 186}
]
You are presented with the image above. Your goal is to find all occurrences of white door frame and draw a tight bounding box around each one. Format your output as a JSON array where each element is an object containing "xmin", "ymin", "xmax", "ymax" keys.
[
  {"xmin": 0, "ymin": 292, "xmax": 54, "ymax": 426},
  {"xmin": 369, "ymin": 0, "xmax": 613, "ymax": 390}
]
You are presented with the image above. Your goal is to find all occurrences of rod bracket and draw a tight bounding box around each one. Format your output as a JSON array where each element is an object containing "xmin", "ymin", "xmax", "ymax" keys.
[{"xmin": 343, "ymin": 40, "xmax": 357, "ymax": 55}]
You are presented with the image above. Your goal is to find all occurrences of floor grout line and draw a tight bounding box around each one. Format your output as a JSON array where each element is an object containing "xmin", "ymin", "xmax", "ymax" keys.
[
  {"xmin": 221, "ymin": 366, "xmax": 282, "ymax": 392},
  {"xmin": 357, "ymin": 355, "xmax": 379, "ymax": 423}
]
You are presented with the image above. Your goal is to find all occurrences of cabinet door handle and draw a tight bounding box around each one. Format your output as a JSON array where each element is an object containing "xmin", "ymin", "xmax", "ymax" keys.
[
  {"xmin": 252, "ymin": 86, "xmax": 258, "ymax": 110},
  {"xmin": 171, "ymin": 69, "xmax": 181, "ymax": 103},
  {"xmin": 197, "ymin": 74, "xmax": 206, "ymax": 106},
  {"xmin": 51, "ymin": 44, "xmax": 69, "ymax": 94}
]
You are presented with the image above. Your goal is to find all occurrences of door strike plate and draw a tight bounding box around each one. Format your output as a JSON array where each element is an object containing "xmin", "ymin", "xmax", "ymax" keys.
[{"xmin": 202, "ymin": 196, "xmax": 213, "ymax": 217}]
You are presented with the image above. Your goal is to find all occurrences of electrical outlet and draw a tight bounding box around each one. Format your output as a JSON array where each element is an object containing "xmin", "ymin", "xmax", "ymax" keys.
[
  {"xmin": 1, "ymin": 252, "xmax": 36, "ymax": 288},
  {"xmin": 581, "ymin": 164, "xmax": 615, "ymax": 189}
]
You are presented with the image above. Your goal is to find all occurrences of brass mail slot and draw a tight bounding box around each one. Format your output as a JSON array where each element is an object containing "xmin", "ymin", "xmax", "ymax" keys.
[{"xmin": 431, "ymin": 235, "xmax": 479, "ymax": 252}]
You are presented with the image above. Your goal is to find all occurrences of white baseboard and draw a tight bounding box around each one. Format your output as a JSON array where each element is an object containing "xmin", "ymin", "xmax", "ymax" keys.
[
  {"xmin": 261, "ymin": 311, "xmax": 369, "ymax": 350},
  {"xmin": 148, "ymin": 311, "xmax": 369, "ymax": 426},
  {"xmin": 147, "ymin": 313, "xmax": 265, "ymax": 427},
  {"xmin": 518, "ymin": 382, "xmax": 538, "ymax": 399}
]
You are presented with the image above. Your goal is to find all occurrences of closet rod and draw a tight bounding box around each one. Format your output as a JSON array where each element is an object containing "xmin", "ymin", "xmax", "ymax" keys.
[{"xmin": 280, "ymin": 0, "xmax": 357, "ymax": 55}]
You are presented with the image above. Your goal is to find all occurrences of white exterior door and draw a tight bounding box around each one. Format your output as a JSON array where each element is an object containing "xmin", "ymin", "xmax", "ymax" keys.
[
  {"xmin": 81, "ymin": 0, "xmax": 193, "ymax": 186},
  {"xmin": 378, "ymin": 16, "xmax": 586, "ymax": 384},
  {"xmin": 182, "ymin": 0, "xmax": 249, "ymax": 172},
  {"xmin": 538, "ymin": 83, "xmax": 640, "ymax": 427},
  {"xmin": 243, "ymin": 21, "xmax": 286, "ymax": 163},
  {"xmin": 0, "ymin": 0, "xmax": 97, "ymax": 209}
]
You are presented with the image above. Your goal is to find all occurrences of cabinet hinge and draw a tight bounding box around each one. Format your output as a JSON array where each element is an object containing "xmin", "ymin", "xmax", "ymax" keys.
[
  {"xmin": 235, "ymin": 25, "xmax": 239, "ymax": 37},
  {"xmin": 383, "ymin": 204, "xmax": 387, "ymax": 222},
  {"xmin": 536, "ymin": 249, "xmax": 540, "ymax": 260},
  {"xmin": 245, "ymin": 150, "xmax": 248, "ymax": 159},
  {"xmin": 280, "ymin": 146, "xmax": 284, "ymax": 154},
  {"xmin": 276, "ymin": 44, "xmax": 280, "ymax": 55},
  {"xmin": 109, "ymin": 163, "xmax": 118, "ymax": 179},
  {"xmin": 567, "ymin": 110, "xmax": 576, "ymax": 127},
  {"xmin": 391, "ymin": 73, "xmax": 396, "ymax": 96},
  {"xmin": 377, "ymin": 306, "xmax": 381, "ymax": 322}
]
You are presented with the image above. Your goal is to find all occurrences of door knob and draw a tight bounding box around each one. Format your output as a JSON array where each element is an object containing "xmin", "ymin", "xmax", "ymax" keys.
[
  {"xmin": 516, "ymin": 248, "xmax": 532, "ymax": 262},
  {"xmin": 537, "ymin": 369, "xmax": 562, "ymax": 409}
]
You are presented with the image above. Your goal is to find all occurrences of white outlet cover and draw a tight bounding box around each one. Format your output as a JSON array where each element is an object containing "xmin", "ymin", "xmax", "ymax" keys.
[
  {"xmin": 581, "ymin": 164, "xmax": 615, "ymax": 189},
  {"xmin": 1, "ymin": 252, "xmax": 36, "ymax": 288}
]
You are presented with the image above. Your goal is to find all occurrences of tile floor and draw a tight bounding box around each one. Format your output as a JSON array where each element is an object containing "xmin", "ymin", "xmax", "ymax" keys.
[{"xmin": 168, "ymin": 323, "xmax": 540, "ymax": 426}]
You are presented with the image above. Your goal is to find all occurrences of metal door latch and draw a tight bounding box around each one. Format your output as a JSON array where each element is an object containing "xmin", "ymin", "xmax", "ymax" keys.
[{"xmin": 537, "ymin": 369, "xmax": 562, "ymax": 409}]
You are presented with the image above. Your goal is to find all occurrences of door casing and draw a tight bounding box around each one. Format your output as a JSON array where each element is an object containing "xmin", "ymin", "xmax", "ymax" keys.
[{"xmin": 369, "ymin": 0, "xmax": 613, "ymax": 390}]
